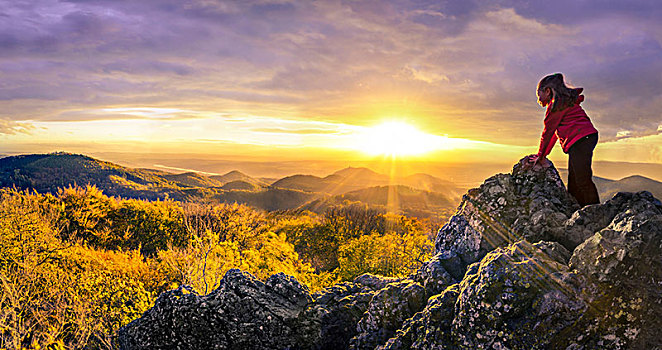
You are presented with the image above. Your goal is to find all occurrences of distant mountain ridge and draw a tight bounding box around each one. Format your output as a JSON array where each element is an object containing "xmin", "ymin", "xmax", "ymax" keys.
[
  {"xmin": 595, "ymin": 175, "xmax": 662, "ymax": 201},
  {"xmin": 210, "ymin": 170, "xmax": 269, "ymax": 187},
  {"xmin": 272, "ymin": 166, "xmax": 463, "ymax": 199},
  {"xmin": 0, "ymin": 153, "xmax": 310, "ymax": 209},
  {"xmin": 3, "ymin": 153, "xmax": 655, "ymax": 217},
  {"xmin": 301, "ymin": 184, "xmax": 456, "ymax": 219},
  {"xmin": 162, "ymin": 172, "xmax": 224, "ymax": 188},
  {"xmin": 558, "ymin": 169, "xmax": 662, "ymax": 203},
  {"xmin": 0, "ymin": 153, "xmax": 175, "ymax": 199},
  {"xmin": 0, "ymin": 153, "xmax": 459, "ymax": 216}
]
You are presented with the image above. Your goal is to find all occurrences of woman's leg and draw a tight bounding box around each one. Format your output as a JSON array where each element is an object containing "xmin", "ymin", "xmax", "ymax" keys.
[
  {"xmin": 568, "ymin": 133, "xmax": 600, "ymax": 206},
  {"xmin": 567, "ymin": 159, "xmax": 578, "ymax": 202}
]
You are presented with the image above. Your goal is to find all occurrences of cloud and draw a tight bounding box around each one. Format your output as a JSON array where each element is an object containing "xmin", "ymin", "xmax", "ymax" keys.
[
  {"xmin": 0, "ymin": 118, "xmax": 34, "ymax": 135},
  {"xmin": 499, "ymin": 0, "xmax": 662, "ymax": 25},
  {"xmin": 0, "ymin": 0, "xmax": 660, "ymax": 160},
  {"xmin": 101, "ymin": 60, "xmax": 194, "ymax": 76},
  {"xmin": 250, "ymin": 127, "xmax": 350, "ymax": 135},
  {"xmin": 46, "ymin": 108, "xmax": 209, "ymax": 122}
]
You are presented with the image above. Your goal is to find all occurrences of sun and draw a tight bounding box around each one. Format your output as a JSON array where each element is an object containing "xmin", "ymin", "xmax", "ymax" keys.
[{"xmin": 355, "ymin": 121, "xmax": 447, "ymax": 157}]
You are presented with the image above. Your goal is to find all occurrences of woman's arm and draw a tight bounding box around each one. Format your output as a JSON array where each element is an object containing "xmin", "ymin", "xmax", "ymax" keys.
[{"xmin": 536, "ymin": 108, "xmax": 563, "ymax": 158}]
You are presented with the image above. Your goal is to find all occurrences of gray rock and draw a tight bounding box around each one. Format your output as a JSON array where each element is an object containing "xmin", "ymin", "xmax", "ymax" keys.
[
  {"xmin": 559, "ymin": 191, "xmax": 662, "ymax": 249},
  {"xmin": 533, "ymin": 240, "xmax": 572, "ymax": 264},
  {"xmin": 381, "ymin": 284, "xmax": 460, "ymax": 350},
  {"xmin": 296, "ymin": 281, "xmax": 377, "ymax": 350},
  {"xmin": 354, "ymin": 274, "xmax": 402, "ymax": 291},
  {"xmin": 409, "ymin": 252, "xmax": 459, "ymax": 297},
  {"xmin": 434, "ymin": 156, "xmax": 578, "ymax": 273},
  {"xmin": 566, "ymin": 192, "xmax": 662, "ymax": 349},
  {"xmin": 117, "ymin": 269, "xmax": 311, "ymax": 350},
  {"xmin": 451, "ymin": 240, "xmax": 588, "ymax": 349},
  {"xmin": 349, "ymin": 279, "xmax": 427, "ymax": 350}
]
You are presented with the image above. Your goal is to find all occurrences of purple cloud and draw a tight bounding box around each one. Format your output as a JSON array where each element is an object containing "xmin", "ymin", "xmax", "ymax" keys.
[{"xmin": 0, "ymin": 0, "xmax": 660, "ymax": 149}]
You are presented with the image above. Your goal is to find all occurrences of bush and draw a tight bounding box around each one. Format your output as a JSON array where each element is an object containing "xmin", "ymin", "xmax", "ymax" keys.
[
  {"xmin": 0, "ymin": 189, "xmax": 155, "ymax": 349},
  {"xmin": 157, "ymin": 203, "xmax": 329, "ymax": 294},
  {"xmin": 58, "ymin": 185, "xmax": 114, "ymax": 246},
  {"xmin": 336, "ymin": 230, "xmax": 433, "ymax": 281},
  {"xmin": 277, "ymin": 203, "xmax": 434, "ymax": 278},
  {"xmin": 108, "ymin": 199, "xmax": 188, "ymax": 256}
]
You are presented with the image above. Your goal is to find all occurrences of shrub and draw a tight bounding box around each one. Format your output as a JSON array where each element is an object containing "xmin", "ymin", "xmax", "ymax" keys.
[
  {"xmin": 336, "ymin": 230, "xmax": 433, "ymax": 281},
  {"xmin": 157, "ymin": 203, "xmax": 329, "ymax": 294},
  {"xmin": 0, "ymin": 189, "xmax": 155, "ymax": 349}
]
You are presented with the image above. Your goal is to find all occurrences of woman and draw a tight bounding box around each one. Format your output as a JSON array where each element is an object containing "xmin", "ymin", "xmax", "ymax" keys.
[{"xmin": 528, "ymin": 73, "xmax": 600, "ymax": 207}]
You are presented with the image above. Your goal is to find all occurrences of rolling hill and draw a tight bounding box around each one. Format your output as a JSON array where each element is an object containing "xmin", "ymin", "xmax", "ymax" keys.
[
  {"xmin": 0, "ymin": 153, "xmax": 312, "ymax": 209},
  {"xmin": 300, "ymin": 184, "xmax": 456, "ymax": 219},
  {"xmin": 272, "ymin": 166, "xmax": 464, "ymax": 202},
  {"xmin": 162, "ymin": 172, "xmax": 224, "ymax": 188},
  {"xmin": 0, "ymin": 153, "xmax": 463, "ymax": 216},
  {"xmin": 594, "ymin": 175, "xmax": 662, "ymax": 201},
  {"xmin": 221, "ymin": 180, "xmax": 262, "ymax": 191},
  {"xmin": 210, "ymin": 170, "xmax": 268, "ymax": 187},
  {"xmin": 0, "ymin": 152, "xmax": 178, "ymax": 200},
  {"xmin": 271, "ymin": 174, "xmax": 347, "ymax": 194}
]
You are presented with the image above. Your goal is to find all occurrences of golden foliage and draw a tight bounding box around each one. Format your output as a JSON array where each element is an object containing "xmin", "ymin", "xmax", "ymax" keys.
[
  {"xmin": 0, "ymin": 186, "xmax": 436, "ymax": 349},
  {"xmin": 0, "ymin": 188, "xmax": 153, "ymax": 349},
  {"xmin": 337, "ymin": 230, "xmax": 433, "ymax": 280},
  {"xmin": 276, "ymin": 203, "xmax": 435, "ymax": 280}
]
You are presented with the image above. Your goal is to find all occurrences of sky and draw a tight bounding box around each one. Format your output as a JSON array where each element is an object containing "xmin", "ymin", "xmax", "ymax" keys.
[{"xmin": 1, "ymin": 0, "xmax": 661, "ymax": 165}]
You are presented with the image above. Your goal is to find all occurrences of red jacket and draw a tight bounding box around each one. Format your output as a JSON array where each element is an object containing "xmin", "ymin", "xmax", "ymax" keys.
[{"xmin": 536, "ymin": 90, "xmax": 598, "ymax": 157}]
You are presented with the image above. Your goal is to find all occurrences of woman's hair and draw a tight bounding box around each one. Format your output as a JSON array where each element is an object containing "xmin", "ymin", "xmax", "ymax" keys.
[{"xmin": 537, "ymin": 73, "xmax": 581, "ymax": 112}]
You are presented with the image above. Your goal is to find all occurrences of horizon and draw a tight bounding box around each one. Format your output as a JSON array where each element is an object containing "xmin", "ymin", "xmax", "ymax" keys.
[
  {"xmin": 2, "ymin": 150, "xmax": 662, "ymax": 187},
  {"xmin": 1, "ymin": 1, "xmax": 661, "ymax": 166}
]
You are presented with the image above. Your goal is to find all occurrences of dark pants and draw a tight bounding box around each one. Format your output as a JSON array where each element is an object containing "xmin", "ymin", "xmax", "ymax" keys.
[{"xmin": 567, "ymin": 133, "xmax": 600, "ymax": 207}]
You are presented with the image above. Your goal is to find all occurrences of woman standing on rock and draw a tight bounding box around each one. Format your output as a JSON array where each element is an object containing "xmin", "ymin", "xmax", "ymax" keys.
[{"xmin": 526, "ymin": 73, "xmax": 600, "ymax": 207}]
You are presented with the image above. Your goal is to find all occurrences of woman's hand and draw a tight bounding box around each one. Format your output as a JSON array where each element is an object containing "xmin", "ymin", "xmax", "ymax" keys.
[{"xmin": 522, "ymin": 154, "xmax": 544, "ymax": 170}]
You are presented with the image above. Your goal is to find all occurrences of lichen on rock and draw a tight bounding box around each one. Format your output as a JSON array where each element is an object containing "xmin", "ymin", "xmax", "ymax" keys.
[
  {"xmin": 451, "ymin": 240, "xmax": 587, "ymax": 350},
  {"xmin": 434, "ymin": 157, "xmax": 578, "ymax": 274},
  {"xmin": 566, "ymin": 191, "xmax": 662, "ymax": 349},
  {"xmin": 295, "ymin": 279, "xmax": 378, "ymax": 350},
  {"xmin": 117, "ymin": 269, "xmax": 312, "ymax": 349},
  {"xmin": 380, "ymin": 283, "xmax": 460, "ymax": 350}
]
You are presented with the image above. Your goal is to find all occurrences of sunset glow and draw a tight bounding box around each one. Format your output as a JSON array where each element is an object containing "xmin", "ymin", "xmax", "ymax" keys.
[
  {"xmin": 355, "ymin": 121, "xmax": 452, "ymax": 157},
  {"xmin": 0, "ymin": 1, "xmax": 660, "ymax": 165}
]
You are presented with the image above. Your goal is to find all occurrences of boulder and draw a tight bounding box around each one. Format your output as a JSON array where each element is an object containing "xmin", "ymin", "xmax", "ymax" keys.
[
  {"xmin": 348, "ymin": 257, "xmax": 459, "ymax": 349},
  {"xmin": 117, "ymin": 269, "xmax": 311, "ymax": 350},
  {"xmin": 451, "ymin": 240, "xmax": 587, "ymax": 349},
  {"xmin": 559, "ymin": 191, "xmax": 661, "ymax": 249},
  {"xmin": 295, "ymin": 280, "xmax": 378, "ymax": 350},
  {"xmin": 349, "ymin": 280, "xmax": 426, "ymax": 349},
  {"xmin": 380, "ymin": 284, "xmax": 460, "ymax": 350},
  {"xmin": 434, "ymin": 157, "xmax": 578, "ymax": 272},
  {"xmin": 566, "ymin": 191, "xmax": 662, "ymax": 349}
]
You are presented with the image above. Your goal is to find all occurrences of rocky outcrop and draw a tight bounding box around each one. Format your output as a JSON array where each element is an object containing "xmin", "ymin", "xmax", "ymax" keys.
[
  {"xmin": 118, "ymin": 157, "xmax": 662, "ymax": 350},
  {"xmin": 295, "ymin": 279, "xmax": 381, "ymax": 350},
  {"xmin": 567, "ymin": 191, "xmax": 662, "ymax": 349},
  {"xmin": 116, "ymin": 270, "xmax": 312, "ymax": 349},
  {"xmin": 434, "ymin": 157, "xmax": 578, "ymax": 272},
  {"xmin": 350, "ymin": 279, "xmax": 427, "ymax": 349},
  {"xmin": 380, "ymin": 283, "xmax": 460, "ymax": 349}
]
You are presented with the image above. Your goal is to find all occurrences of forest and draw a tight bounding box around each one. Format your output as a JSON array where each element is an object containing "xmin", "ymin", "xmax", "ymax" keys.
[{"xmin": 0, "ymin": 185, "xmax": 436, "ymax": 349}]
